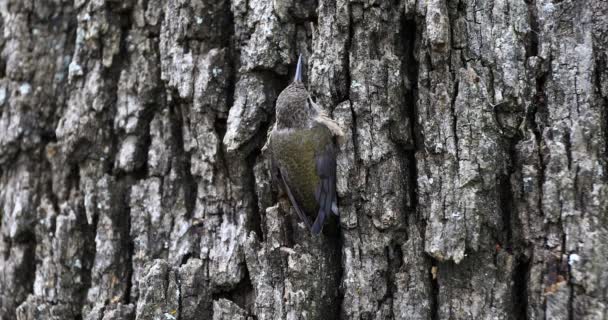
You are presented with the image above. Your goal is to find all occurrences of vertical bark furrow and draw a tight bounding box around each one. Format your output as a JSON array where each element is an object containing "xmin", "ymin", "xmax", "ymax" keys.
[
  {"xmin": 0, "ymin": 0, "xmax": 78, "ymax": 318},
  {"xmin": 0, "ymin": 0, "xmax": 607, "ymax": 319}
]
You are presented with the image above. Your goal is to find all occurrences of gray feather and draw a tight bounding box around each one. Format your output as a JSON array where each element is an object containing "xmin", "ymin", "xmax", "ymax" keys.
[
  {"xmin": 277, "ymin": 165, "xmax": 312, "ymax": 229},
  {"xmin": 313, "ymin": 142, "xmax": 338, "ymax": 232}
]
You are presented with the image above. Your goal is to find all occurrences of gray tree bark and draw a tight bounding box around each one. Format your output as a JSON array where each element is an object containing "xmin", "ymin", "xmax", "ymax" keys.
[{"xmin": 0, "ymin": 0, "xmax": 606, "ymax": 319}]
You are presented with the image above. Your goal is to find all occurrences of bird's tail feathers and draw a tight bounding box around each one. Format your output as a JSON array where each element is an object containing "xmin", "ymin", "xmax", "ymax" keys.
[
  {"xmin": 311, "ymin": 209, "xmax": 325, "ymax": 235},
  {"xmin": 331, "ymin": 201, "xmax": 339, "ymax": 216}
]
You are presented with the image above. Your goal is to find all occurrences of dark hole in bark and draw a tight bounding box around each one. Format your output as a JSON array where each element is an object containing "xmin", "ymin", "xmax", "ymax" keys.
[
  {"xmin": 430, "ymin": 258, "xmax": 440, "ymax": 320},
  {"xmin": 513, "ymin": 256, "xmax": 530, "ymax": 319},
  {"xmin": 212, "ymin": 266, "xmax": 255, "ymax": 314}
]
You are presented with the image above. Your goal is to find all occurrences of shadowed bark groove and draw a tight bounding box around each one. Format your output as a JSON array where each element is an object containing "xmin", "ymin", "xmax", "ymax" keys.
[{"xmin": 0, "ymin": 0, "xmax": 607, "ymax": 319}]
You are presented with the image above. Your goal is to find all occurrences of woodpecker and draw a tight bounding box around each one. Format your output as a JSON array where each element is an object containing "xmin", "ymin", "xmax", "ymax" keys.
[{"xmin": 267, "ymin": 55, "xmax": 343, "ymax": 235}]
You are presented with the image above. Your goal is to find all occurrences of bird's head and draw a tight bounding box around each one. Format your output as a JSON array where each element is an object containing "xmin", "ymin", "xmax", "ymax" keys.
[{"xmin": 275, "ymin": 55, "xmax": 315, "ymax": 129}]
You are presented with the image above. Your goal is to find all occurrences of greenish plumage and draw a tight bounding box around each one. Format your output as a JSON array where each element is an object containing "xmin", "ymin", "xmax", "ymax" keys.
[
  {"xmin": 270, "ymin": 123, "xmax": 333, "ymax": 217},
  {"xmin": 267, "ymin": 55, "xmax": 341, "ymax": 235}
]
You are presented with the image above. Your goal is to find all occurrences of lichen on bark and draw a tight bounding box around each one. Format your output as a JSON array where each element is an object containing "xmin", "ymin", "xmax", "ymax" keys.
[{"xmin": 0, "ymin": 0, "xmax": 607, "ymax": 319}]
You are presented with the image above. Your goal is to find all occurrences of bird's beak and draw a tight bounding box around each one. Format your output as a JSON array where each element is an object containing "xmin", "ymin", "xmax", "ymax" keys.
[{"xmin": 294, "ymin": 54, "xmax": 303, "ymax": 83}]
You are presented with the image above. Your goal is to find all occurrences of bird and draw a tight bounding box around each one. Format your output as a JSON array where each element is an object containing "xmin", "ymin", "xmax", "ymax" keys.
[{"xmin": 267, "ymin": 54, "xmax": 343, "ymax": 235}]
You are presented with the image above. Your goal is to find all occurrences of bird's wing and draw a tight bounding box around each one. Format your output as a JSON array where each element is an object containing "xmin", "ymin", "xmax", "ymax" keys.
[
  {"xmin": 307, "ymin": 99, "xmax": 342, "ymax": 234},
  {"xmin": 273, "ymin": 158, "xmax": 313, "ymax": 229},
  {"xmin": 261, "ymin": 123, "xmax": 275, "ymax": 153},
  {"xmin": 311, "ymin": 139, "xmax": 338, "ymax": 234},
  {"xmin": 309, "ymin": 98, "xmax": 344, "ymax": 138}
]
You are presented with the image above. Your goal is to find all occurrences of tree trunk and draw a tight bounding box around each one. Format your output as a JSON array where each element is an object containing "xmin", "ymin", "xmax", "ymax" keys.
[{"xmin": 0, "ymin": 0, "xmax": 606, "ymax": 319}]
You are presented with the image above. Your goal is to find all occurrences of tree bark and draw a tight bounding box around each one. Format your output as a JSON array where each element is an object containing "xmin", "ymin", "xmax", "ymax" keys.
[{"xmin": 0, "ymin": 0, "xmax": 606, "ymax": 319}]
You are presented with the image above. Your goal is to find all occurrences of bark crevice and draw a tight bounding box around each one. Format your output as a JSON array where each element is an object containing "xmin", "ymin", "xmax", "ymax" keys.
[{"xmin": 1, "ymin": 1, "xmax": 607, "ymax": 319}]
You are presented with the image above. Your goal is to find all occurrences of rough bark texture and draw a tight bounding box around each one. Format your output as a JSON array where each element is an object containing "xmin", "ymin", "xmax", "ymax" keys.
[{"xmin": 0, "ymin": 0, "xmax": 606, "ymax": 319}]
